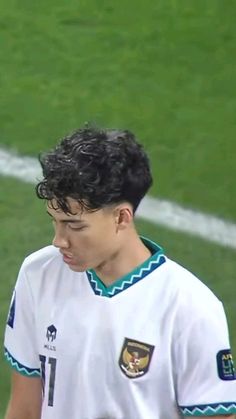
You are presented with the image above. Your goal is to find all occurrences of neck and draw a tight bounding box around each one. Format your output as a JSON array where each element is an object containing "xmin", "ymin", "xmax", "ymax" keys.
[{"xmin": 94, "ymin": 234, "xmax": 152, "ymax": 287}]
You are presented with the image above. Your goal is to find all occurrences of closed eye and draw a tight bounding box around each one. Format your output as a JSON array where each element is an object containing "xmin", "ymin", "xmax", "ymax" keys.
[
  {"xmin": 46, "ymin": 211, "xmax": 87, "ymax": 230},
  {"xmin": 67, "ymin": 223, "xmax": 87, "ymax": 231}
]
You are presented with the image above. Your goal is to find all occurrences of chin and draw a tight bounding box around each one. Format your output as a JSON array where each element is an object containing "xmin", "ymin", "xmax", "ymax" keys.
[
  {"xmin": 67, "ymin": 262, "xmax": 89, "ymax": 272},
  {"xmin": 68, "ymin": 266, "xmax": 85, "ymax": 272}
]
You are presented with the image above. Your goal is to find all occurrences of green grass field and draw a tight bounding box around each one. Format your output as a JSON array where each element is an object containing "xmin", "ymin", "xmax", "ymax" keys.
[{"xmin": 0, "ymin": 0, "xmax": 236, "ymax": 415}]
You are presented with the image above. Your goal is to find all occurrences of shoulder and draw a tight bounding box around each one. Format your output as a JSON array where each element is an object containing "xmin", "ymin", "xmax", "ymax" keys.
[
  {"xmin": 23, "ymin": 245, "xmax": 61, "ymax": 269},
  {"xmin": 17, "ymin": 245, "xmax": 65, "ymax": 285},
  {"xmin": 19, "ymin": 245, "xmax": 62, "ymax": 276},
  {"xmin": 164, "ymin": 257, "xmax": 220, "ymax": 300},
  {"xmin": 162, "ymin": 257, "xmax": 222, "ymax": 315},
  {"xmin": 160, "ymin": 257, "xmax": 227, "ymax": 341},
  {"xmin": 15, "ymin": 246, "xmax": 86, "ymax": 298}
]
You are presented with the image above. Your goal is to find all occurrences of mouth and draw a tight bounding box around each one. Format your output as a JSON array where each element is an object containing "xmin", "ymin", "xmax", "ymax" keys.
[
  {"xmin": 60, "ymin": 252, "xmax": 75, "ymax": 265},
  {"xmin": 59, "ymin": 251, "xmax": 86, "ymax": 270}
]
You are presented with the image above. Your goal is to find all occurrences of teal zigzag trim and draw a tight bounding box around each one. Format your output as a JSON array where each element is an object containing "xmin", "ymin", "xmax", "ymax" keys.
[
  {"xmin": 87, "ymin": 252, "xmax": 165, "ymax": 297},
  {"xmin": 4, "ymin": 348, "xmax": 41, "ymax": 377},
  {"xmin": 180, "ymin": 402, "xmax": 236, "ymax": 416},
  {"xmin": 87, "ymin": 271, "xmax": 103, "ymax": 296},
  {"xmin": 108, "ymin": 255, "xmax": 165, "ymax": 296},
  {"xmin": 87, "ymin": 237, "xmax": 165, "ymax": 297}
]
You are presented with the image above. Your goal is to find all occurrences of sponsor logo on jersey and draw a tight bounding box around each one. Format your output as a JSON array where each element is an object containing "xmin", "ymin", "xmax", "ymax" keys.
[
  {"xmin": 217, "ymin": 349, "xmax": 236, "ymax": 380},
  {"xmin": 46, "ymin": 324, "xmax": 57, "ymax": 342},
  {"xmin": 119, "ymin": 337, "xmax": 155, "ymax": 379},
  {"xmin": 44, "ymin": 325, "xmax": 57, "ymax": 351},
  {"xmin": 7, "ymin": 290, "xmax": 16, "ymax": 329}
]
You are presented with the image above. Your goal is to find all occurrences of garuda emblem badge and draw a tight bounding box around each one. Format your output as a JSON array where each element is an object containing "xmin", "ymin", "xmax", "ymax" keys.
[{"xmin": 119, "ymin": 337, "xmax": 155, "ymax": 379}]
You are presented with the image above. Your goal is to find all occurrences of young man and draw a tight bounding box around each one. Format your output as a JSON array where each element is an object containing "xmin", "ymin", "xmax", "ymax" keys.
[{"xmin": 4, "ymin": 126, "xmax": 236, "ymax": 419}]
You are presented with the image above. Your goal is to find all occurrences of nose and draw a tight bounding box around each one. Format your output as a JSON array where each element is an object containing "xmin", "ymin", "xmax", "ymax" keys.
[{"xmin": 52, "ymin": 227, "xmax": 69, "ymax": 249}]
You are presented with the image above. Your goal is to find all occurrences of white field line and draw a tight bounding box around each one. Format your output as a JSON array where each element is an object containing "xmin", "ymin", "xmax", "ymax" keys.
[{"xmin": 1, "ymin": 148, "xmax": 236, "ymax": 250}]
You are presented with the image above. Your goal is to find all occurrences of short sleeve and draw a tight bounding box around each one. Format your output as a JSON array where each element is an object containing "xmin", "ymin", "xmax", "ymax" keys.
[
  {"xmin": 4, "ymin": 261, "xmax": 40, "ymax": 377},
  {"xmin": 175, "ymin": 299, "xmax": 236, "ymax": 417}
]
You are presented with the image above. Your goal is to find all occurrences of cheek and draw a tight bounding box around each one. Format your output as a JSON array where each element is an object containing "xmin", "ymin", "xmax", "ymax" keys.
[
  {"xmin": 70, "ymin": 231, "xmax": 102, "ymax": 252},
  {"xmin": 70, "ymin": 220, "xmax": 117, "ymax": 255}
]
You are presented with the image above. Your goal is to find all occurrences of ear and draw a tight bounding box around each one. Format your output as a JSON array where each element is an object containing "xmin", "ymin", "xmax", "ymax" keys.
[{"xmin": 114, "ymin": 204, "xmax": 133, "ymax": 231}]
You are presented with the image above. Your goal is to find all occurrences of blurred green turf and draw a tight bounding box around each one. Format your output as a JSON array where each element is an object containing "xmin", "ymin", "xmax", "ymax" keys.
[
  {"xmin": 1, "ymin": 0, "xmax": 236, "ymax": 415},
  {"xmin": 0, "ymin": 0, "xmax": 236, "ymax": 219}
]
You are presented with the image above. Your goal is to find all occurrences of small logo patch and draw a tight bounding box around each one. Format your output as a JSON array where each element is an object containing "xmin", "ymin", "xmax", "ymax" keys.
[
  {"xmin": 46, "ymin": 325, "xmax": 57, "ymax": 342},
  {"xmin": 7, "ymin": 290, "xmax": 16, "ymax": 329},
  {"xmin": 217, "ymin": 349, "xmax": 236, "ymax": 380},
  {"xmin": 119, "ymin": 337, "xmax": 155, "ymax": 379}
]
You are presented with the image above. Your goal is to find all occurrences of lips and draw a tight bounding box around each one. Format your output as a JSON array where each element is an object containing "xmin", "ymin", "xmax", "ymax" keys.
[
  {"xmin": 60, "ymin": 252, "xmax": 75, "ymax": 264},
  {"xmin": 63, "ymin": 255, "xmax": 73, "ymax": 262}
]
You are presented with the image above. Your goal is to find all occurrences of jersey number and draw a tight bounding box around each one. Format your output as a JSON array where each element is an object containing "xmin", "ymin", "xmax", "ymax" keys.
[{"xmin": 39, "ymin": 355, "xmax": 57, "ymax": 407}]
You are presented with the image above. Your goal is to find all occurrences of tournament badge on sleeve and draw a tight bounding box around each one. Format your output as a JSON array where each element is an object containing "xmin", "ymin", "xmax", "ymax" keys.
[
  {"xmin": 119, "ymin": 337, "xmax": 155, "ymax": 379},
  {"xmin": 7, "ymin": 290, "xmax": 16, "ymax": 329},
  {"xmin": 217, "ymin": 349, "xmax": 236, "ymax": 380}
]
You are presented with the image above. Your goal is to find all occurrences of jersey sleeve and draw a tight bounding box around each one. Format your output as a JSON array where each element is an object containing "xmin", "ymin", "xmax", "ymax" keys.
[
  {"xmin": 175, "ymin": 298, "xmax": 236, "ymax": 417},
  {"xmin": 4, "ymin": 261, "xmax": 41, "ymax": 377}
]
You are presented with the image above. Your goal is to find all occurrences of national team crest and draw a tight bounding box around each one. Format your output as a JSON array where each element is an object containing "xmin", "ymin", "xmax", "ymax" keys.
[{"xmin": 119, "ymin": 337, "xmax": 155, "ymax": 379}]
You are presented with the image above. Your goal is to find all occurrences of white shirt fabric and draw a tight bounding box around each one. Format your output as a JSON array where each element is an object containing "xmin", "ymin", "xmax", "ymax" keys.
[{"xmin": 4, "ymin": 239, "xmax": 236, "ymax": 419}]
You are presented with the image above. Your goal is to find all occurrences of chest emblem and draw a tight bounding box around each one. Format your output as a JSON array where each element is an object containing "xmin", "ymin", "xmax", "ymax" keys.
[
  {"xmin": 44, "ymin": 325, "xmax": 57, "ymax": 351},
  {"xmin": 46, "ymin": 324, "xmax": 57, "ymax": 342},
  {"xmin": 119, "ymin": 337, "xmax": 155, "ymax": 379}
]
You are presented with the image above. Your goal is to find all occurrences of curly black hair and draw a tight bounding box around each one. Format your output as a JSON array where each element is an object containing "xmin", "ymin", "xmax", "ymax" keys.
[{"xmin": 36, "ymin": 126, "xmax": 153, "ymax": 214}]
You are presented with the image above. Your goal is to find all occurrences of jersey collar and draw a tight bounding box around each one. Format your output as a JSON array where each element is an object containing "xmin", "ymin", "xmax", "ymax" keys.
[{"xmin": 86, "ymin": 237, "xmax": 166, "ymax": 298}]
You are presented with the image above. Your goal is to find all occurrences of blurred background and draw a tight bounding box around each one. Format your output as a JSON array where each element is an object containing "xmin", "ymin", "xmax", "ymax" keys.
[{"xmin": 0, "ymin": 0, "xmax": 236, "ymax": 415}]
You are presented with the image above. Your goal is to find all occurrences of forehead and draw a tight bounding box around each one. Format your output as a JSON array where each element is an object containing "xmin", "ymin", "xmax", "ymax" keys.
[
  {"xmin": 46, "ymin": 198, "xmax": 112, "ymax": 221},
  {"xmin": 47, "ymin": 198, "xmax": 84, "ymax": 218}
]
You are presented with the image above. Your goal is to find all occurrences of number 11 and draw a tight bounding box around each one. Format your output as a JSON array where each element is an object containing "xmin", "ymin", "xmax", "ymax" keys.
[{"xmin": 39, "ymin": 355, "xmax": 57, "ymax": 407}]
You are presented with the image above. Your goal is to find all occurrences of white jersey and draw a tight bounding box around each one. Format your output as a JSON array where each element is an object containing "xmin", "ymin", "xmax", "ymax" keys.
[{"xmin": 4, "ymin": 238, "xmax": 236, "ymax": 419}]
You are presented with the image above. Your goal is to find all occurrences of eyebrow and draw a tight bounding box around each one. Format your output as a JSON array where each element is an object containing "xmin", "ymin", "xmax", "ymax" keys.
[{"xmin": 46, "ymin": 211, "xmax": 85, "ymax": 223}]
